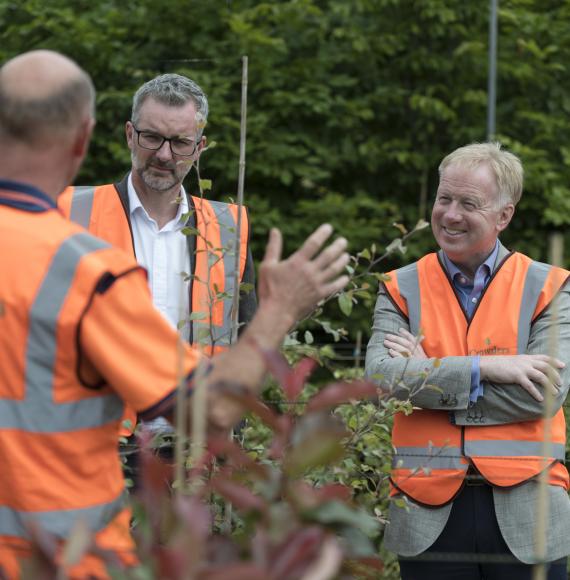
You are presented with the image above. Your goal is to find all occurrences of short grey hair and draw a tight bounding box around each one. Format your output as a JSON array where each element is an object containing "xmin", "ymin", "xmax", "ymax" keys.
[
  {"xmin": 131, "ymin": 73, "xmax": 209, "ymax": 134},
  {"xmin": 0, "ymin": 72, "xmax": 95, "ymax": 145},
  {"xmin": 439, "ymin": 142, "xmax": 523, "ymax": 207}
]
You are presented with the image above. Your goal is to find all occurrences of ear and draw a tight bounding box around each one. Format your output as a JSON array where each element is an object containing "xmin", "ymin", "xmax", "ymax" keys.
[
  {"xmin": 125, "ymin": 121, "xmax": 135, "ymax": 150},
  {"xmin": 195, "ymin": 135, "xmax": 207, "ymax": 159},
  {"xmin": 497, "ymin": 203, "xmax": 515, "ymax": 232},
  {"xmin": 71, "ymin": 117, "xmax": 95, "ymax": 160}
]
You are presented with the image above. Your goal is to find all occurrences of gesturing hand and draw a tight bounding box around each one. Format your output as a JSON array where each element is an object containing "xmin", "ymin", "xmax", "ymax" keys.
[
  {"xmin": 384, "ymin": 328, "xmax": 427, "ymax": 359},
  {"xmin": 479, "ymin": 354, "xmax": 565, "ymax": 402},
  {"xmin": 258, "ymin": 224, "xmax": 350, "ymax": 325}
]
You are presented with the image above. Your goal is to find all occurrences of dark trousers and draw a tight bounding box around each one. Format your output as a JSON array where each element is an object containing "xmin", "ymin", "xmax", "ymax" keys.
[{"xmin": 398, "ymin": 484, "xmax": 567, "ymax": 580}]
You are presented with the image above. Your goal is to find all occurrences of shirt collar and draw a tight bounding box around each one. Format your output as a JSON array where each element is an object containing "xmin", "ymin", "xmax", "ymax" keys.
[
  {"xmin": 442, "ymin": 240, "xmax": 499, "ymax": 281},
  {"xmin": 0, "ymin": 178, "xmax": 56, "ymax": 212},
  {"xmin": 127, "ymin": 172, "xmax": 188, "ymax": 227}
]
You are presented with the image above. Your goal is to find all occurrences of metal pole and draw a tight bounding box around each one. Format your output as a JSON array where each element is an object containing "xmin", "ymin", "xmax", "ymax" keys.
[{"xmin": 487, "ymin": 0, "xmax": 498, "ymax": 140}]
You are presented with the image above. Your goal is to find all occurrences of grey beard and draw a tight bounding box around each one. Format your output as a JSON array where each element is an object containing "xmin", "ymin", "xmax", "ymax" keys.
[{"xmin": 138, "ymin": 167, "xmax": 179, "ymax": 192}]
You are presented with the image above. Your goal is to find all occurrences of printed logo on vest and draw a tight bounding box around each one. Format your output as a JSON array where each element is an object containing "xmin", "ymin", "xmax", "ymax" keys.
[{"xmin": 469, "ymin": 344, "xmax": 510, "ymax": 356}]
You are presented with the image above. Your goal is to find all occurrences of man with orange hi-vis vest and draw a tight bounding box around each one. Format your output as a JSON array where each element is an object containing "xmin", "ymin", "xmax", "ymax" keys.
[
  {"xmin": 366, "ymin": 143, "xmax": 570, "ymax": 579},
  {"xmin": 58, "ymin": 74, "xmax": 257, "ymax": 456},
  {"xmin": 0, "ymin": 50, "xmax": 349, "ymax": 578}
]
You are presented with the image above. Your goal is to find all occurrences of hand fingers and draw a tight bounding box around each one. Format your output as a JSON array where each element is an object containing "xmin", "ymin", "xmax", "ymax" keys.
[
  {"xmin": 384, "ymin": 338, "xmax": 411, "ymax": 356},
  {"xmin": 385, "ymin": 333, "xmax": 415, "ymax": 350},
  {"xmin": 321, "ymin": 251, "xmax": 350, "ymax": 282},
  {"xmin": 322, "ymin": 274, "xmax": 350, "ymax": 297},
  {"xmin": 297, "ymin": 224, "xmax": 334, "ymax": 260},
  {"xmin": 388, "ymin": 348, "xmax": 405, "ymax": 359},
  {"xmin": 520, "ymin": 379, "xmax": 544, "ymax": 402},
  {"xmin": 263, "ymin": 228, "xmax": 283, "ymax": 263},
  {"xmin": 530, "ymin": 370, "xmax": 561, "ymax": 396},
  {"xmin": 398, "ymin": 328, "xmax": 423, "ymax": 342},
  {"xmin": 313, "ymin": 236, "xmax": 348, "ymax": 270}
]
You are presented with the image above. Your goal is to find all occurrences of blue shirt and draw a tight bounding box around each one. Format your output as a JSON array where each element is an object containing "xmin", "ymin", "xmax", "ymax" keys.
[{"xmin": 441, "ymin": 241, "xmax": 500, "ymax": 403}]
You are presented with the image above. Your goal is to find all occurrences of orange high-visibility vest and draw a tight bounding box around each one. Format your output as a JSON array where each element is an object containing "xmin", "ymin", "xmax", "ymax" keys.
[
  {"xmin": 0, "ymin": 196, "xmax": 144, "ymax": 577},
  {"xmin": 384, "ymin": 252, "xmax": 570, "ymax": 507},
  {"xmin": 58, "ymin": 184, "xmax": 249, "ymax": 355},
  {"xmin": 59, "ymin": 184, "xmax": 249, "ymax": 434}
]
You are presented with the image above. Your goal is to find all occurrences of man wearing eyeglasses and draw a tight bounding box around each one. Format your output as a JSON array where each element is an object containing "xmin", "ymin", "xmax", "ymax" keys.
[{"xmin": 59, "ymin": 74, "xmax": 257, "ymax": 472}]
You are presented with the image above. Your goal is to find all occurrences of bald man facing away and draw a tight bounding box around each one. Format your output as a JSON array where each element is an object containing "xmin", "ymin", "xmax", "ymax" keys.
[{"xmin": 0, "ymin": 50, "xmax": 349, "ymax": 578}]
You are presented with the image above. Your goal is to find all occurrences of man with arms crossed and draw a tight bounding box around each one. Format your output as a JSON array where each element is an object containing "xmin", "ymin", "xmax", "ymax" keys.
[
  {"xmin": 0, "ymin": 50, "xmax": 348, "ymax": 577},
  {"xmin": 366, "ymin": 142, "xmax": 570, "ymax": 579}
]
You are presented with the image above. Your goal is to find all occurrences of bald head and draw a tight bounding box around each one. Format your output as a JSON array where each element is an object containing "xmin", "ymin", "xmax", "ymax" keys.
[{"xmin": 0, "ymin": 50, "xmax": 95, "ymax": 146}]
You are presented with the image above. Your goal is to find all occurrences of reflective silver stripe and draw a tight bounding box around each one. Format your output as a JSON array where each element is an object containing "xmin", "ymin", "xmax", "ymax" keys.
[
  {"xmin": 465, "ymin": 440, "xmax": 566, "ymax": 460},
  {"xmin": 69, "ymin": 185, "xmax": 96, "ymax": 228},
  {"xmin": 517, "ymin": 261, "xmax": 551, "ymax": 354},
  {"xmin": 0, "ymin": 233, "xmax": 124, "ymax": 432},
  {"xmin": 392, "ymin": 446, "xmax": 466, "ymax": 470},
  {"xmin": 396, "ymin": 263, "xmax": 421, "ymax": 334},
  {"xmin": 192, "ymin": 200, "xmax": 239, "ymax": 349},
  {"xmin": 0, "ymin": 491, "xmax": 128, "ymax": 539}
]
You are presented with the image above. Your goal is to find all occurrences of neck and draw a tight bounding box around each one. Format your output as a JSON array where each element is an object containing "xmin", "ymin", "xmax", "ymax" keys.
[
  {"xmin": 0, "ymin": 150, "xmax": 70, "ymax": 202},
  {"xmin": 446, "ymin": 247, "xmax": 496, "ymax": 279}
]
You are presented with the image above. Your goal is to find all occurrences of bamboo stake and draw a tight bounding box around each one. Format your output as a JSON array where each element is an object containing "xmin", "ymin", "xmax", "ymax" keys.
[
  {"xmin": 223, "ymin": 55, "xmax": 249, "ymax": 534},
  {"xmin": 174, "ymin": 329, "xmax": 187, "ymax": 495},
  {"xmin": 230, "ymin": 55, "xmax": 249, "ymax": 346},
  {"xmin": 532, "ymin": 233, "xmax": 564, "ymax": 580}
]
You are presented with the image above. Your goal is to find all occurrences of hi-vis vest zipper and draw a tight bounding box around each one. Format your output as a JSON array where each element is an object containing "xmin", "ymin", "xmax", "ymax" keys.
[{"xmin": 384, "ymin": 252, "xmax": 570, "ymax": 507}]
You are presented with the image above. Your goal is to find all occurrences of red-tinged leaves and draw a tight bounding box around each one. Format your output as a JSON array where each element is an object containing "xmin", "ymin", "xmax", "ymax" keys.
[
  {"xmin": 343, "ymin": 557, "xmax": 385, "ymax": 579},
  {"xmin": 252, "ymin": 344, "xmax": 317, "ymax": 402},
  {"xmin": 284, "ymin": 427, "xmax": 346, "ymax": 478},
  {"xmin": 214, "ymin": 383, "xmax": 282, "ymax": 432},
  {"xmin": 270, "ymin": 527, "xmax": 324, "ymax": 579},
  {"xmin": 208, "ymin": 437, "xmax": 270, "ymax": 480},
  {"xmin": 267, "ymin": 414, "xmax": 294, "ymax": 460},
  {"xmin": 153, "ymin": 545, "xmax": 190, "ymax": 580},
  {"xmin": 174, "ymin": 495, "xmax": 211, "ymax": 538},
  {"xmin": 209, "ymin": 470, "xmax": 266, "ymax": 515},
  {"xmin": 138, "ymin": 447, "xmax": 174, "ymax": 496},
  {"xmin": 285, "ymin": 357, "xmax": 318, "ymax": 401},
  {"xmin": 287, "ymin": 481, "xmax": 352, "ymax": 510},
  {"xmin": 198, "ymin": 563, "xmax": 269, "ymax": 580},
  {"xmin": 306, "ymin": 380, "xmax": 381, "ymax": 413},
  {"xmin": 301, "ymin": 536, "xmax": 343, "ymax": 580}
]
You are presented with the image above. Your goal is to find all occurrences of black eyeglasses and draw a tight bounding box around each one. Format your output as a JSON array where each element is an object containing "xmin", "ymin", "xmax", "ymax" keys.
[{"xmin": 131, "ymin": 123, "xmax": 199, "ymax": 156}]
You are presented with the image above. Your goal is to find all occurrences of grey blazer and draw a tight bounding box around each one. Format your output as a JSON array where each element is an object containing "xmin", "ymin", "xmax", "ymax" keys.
[{"xmin": 365, "ymin": 242, "xmax": 570, "ymax": 564}]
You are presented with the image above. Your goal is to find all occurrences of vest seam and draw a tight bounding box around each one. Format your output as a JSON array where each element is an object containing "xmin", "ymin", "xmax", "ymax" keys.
[
  {"xmin": 382, "ymin": 281, "xmax": 409, "ymax": 322},
  {"xmin": 532, "ymin": 273, "xmax": 570, "ymax": 322},
  {"xmin": 75, "ymin": 266, "xmax": 143, "ymax": 390},
  {"xmin": 113, "ymin": 182, "xmax": 136, "ymax": 258}
]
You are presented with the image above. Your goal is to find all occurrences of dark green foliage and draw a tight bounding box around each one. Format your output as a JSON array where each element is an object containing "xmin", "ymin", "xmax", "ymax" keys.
[{"xmin": 3, "ymin": 1, "xmax": 569, "ymax": 290}]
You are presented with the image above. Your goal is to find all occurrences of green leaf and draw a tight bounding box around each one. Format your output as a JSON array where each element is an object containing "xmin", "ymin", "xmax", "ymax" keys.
[
  {"xmin": 304, "ymin": 330, "xmax": 314, "ymax": 344},
  {"xmin": 338, "ymin": 292, "xmax": 353, "ymax": 316},
  {"xmin": 199, "ymin": 178, "xmax": 212, "ymax": 192},
  {"xmin": 188, "ymin": 311, "xmax": 207, "ymax": 321},
  {"xmin": 308, "ymin": 500, "xmax": 380, "ymax": 537},
  {"xmin": 181, "ymin": 226, "xmax": 200, "ymax": 237},
  {"xmin": 196, "ymin": 327, "xmax": 211, "ymax": 342}
]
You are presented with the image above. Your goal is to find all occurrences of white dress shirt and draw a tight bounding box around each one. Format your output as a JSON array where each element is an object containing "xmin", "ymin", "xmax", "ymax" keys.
[
  {"xmin": 128, "ymin": 174, "xmax": 190, "ymax": 433},
  {"xmin": 128, "ymin": 174, "xmax": 190, "ymax": 340}
]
